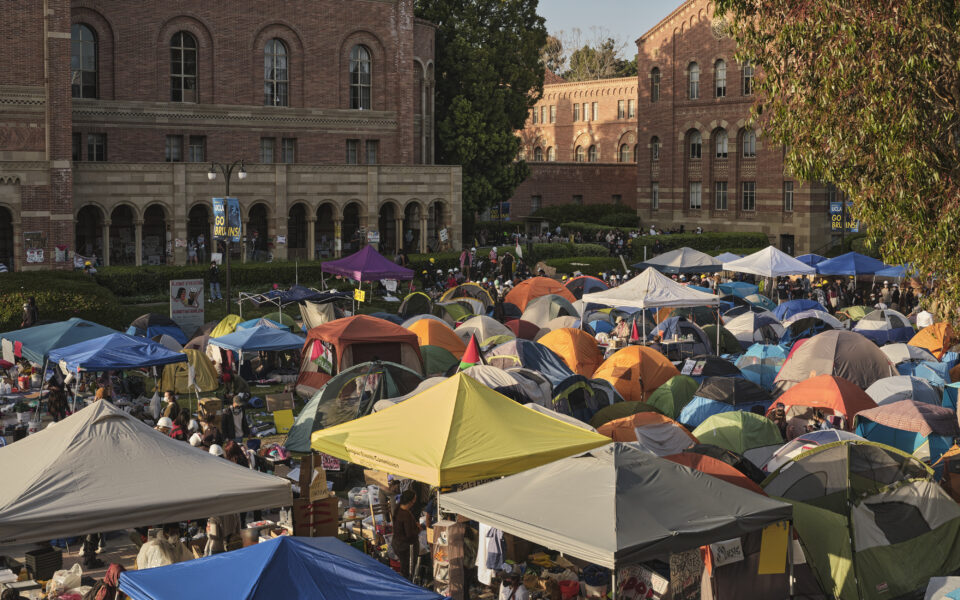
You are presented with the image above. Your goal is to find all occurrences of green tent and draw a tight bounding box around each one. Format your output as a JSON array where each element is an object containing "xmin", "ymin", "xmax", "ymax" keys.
[
  {"xmin": 588, "ymin": 401, "xmax": 662, "ymax": 429},
  {"xmin": 420, "ymin": 345, "xmax": 458, "ymax": 377},
  {"xmin": 691, "ymin": 411, "xmax": 783, "ymax": 454},
  {"xmin": 764, "ymin": 441, "xmax": 960, "ymax": 600},
  {"xmin": 701, "ymin": 324, "xmax": 743, "ymax": 355},
  {"xmin": 645, "ymin": 375, "xmax": 699, "ymax": 419}
]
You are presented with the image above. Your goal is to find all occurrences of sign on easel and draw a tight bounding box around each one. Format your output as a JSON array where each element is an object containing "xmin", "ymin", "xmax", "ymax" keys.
[{"xmin": 354, "ymin": 288, "xmax": 366, "ymax": 303}]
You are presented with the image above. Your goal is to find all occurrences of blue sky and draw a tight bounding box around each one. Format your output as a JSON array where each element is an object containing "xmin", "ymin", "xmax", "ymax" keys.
[{"xmin": 538, "ymin": 1, "xmax": 679, "ymax": 47}]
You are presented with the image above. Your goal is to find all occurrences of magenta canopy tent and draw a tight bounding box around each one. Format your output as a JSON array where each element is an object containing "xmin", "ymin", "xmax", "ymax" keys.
[{"xmin": 320, "ymin": 245, "xmax": 414, "ymax": 282}]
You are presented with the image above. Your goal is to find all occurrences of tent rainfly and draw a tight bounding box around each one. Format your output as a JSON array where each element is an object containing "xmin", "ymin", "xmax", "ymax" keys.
[
  {"xmin": 0, "ymin": 400, "xmax": 291, "ymax": 544},
  {"xmin": 47, "ymin": 333, "xmax": 187, "ymax": 373},
  {"xmin": 320, "ymin": 245, "xmax": 414, "ymax": 282},
  {"xmin": 721, "ymin": 246, "xmax": 816, "ymax": 278},
  {"xmin": 0, "ymin": 318, "xmax": 117, "ymax": 366},
  {"xmin": 209, "ymin": 325, "xmax": 304, "ymax": 353}
]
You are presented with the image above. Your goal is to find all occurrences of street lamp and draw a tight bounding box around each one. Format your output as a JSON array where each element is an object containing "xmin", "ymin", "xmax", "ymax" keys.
[{"xmin": 207, "ymin": 160, "xmax": 247, "ymax": 309}]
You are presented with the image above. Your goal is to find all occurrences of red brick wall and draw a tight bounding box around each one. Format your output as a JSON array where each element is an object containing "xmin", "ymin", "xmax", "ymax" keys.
[{"xmin": 509, "ymin": 163, "xmax": 637, "ymax": 217}]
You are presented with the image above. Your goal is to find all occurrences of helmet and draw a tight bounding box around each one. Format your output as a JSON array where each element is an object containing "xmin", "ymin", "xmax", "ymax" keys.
[
  {"xmin": 84, "ymin": 261, "xmax": 92, "ymax": 267},
  {"xmin": 429, "ymin": 257, "xmax": 435, "ymax": 264},
  {"xmin": 209, "ymin": 444, "xmax": 225, "ymax": 457},
  {"xmin": 471, "ymin": 247, "xmax": 476, "ymax": 252},
  {"xmin": 156, "ymin": 417, "xmax": 173, "ymax": 429}
]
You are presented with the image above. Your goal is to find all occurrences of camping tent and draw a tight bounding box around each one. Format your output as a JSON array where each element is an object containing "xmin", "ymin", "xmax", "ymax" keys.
[
  {"xmin": 521, "ymin": 294, "xmax": 579, "ymax": 328},
  {"xmin": 406, "ymin": 318, "xmax": 466, "ymax": 359},
  {"xmin": 48, "ymin": 333, "xmax": 187, "ymax": 372},
  {"xmin": 724, "ymin": 311, "xmax": 785, "ymax": 348},
  {"xmin": 505, "ymin": 277, "xmax": 576, "ymax": 311},
  {"xmin": 210, "ymin": 325, "xmax": 304, "ymax": 353},
  {"xmin": 632, "ymin": 247, "xmax": 722, "ymax": 274},
  {"xmin": 721, "ymin": 246, "xmax": 816, "ymax": 277},
  {"xmin": 597, "ymin": 413, "xmax": 697, "ymax": 455},
  {"xmin": 398, "ymin": 291, "xmax": 434, "ymax": 319},
  {"xmin": 678, "ymin": 377, "xmax": 772, "ymax": 429},
  {"xmin": 854, "ymin": 400, "xmax": 960, "ymax": 464},
  {"xmin": 439, "ymin": 283, "xmax": 495, "ymax": 310},
  {"xmin": 910, "ymin": 323, "xmax": 957, "ymax": 360},
  {"xmin": 537, "ymin": 327, "xmax": 604, "ymax": 377},
  {"xmin": 236, "ymin": 317, "xmax": 290, "ymax": 331},
  {"xmin": 210, "ymin": 314, "xmax": 243, "ymax": 338},
  {"xmin": 565, "ymin": 275, "xmax": 608, "ymax": 299},
  {"xmin": 770, "ymin": 375, "xmax": 877, "ymax": 433},
  {"xmin": 774, "ymin": 330, "xmax": 895, "ymax": 394},
  {"xmin": 815, "ymin": 252, "xmax": 888, "ymax": 276},
  {"xmin": 320, "ymin": 245, "xmax": 414, "ymax": 281},
  {"xmin": 127, "ymin": 313, "xmax": 187, "ymax": 345},
  {"xmin": 881, "ymin": 343, "xmax": 936, "ymax": 366},
  {"xmin": 593, "ymin": 345, "xmax": 680, "ymax": 402},
  {"xmin": 0, "ymin": 318, "xmax": 117, "ymax": 366},
  {"xmin": 118, "ymin": 536, "xmax": 441, "ymax": 600},
  {"xmin": 454, "ymin": 315, "xmax": 514, "ymax": 345},
  {"xmin": 762, "ymin": 430, "xmax": 865, "ymax": 474},
  {"xmin": 692, "ymin": 411, "xmax": 784, "ymax": 454},
  {"xmin": 865, "ymin": 376, "xmax": 941, "ymax": 406},
  {"xmin": 159, "ymin": 349, "xmax": 219, "ymax": 394},
  {"xmin": 646, "ymin": 375, "xmax": 699, "ymax": 419},
  {"xmin": 0, "ymin": 400, "xmax": 291, "ymax": 544},
  {"xmin": 440, "ymin": 443, "xmax": 792, "ymax": 569},
  {"xmin": 485, "ymin": 339, "xmax": 574, "ymax": 387},
  {"xmin": 735, "ymin": 344, "xmax": 788, "ymax": 390},
  {"xmin": 773, "ymin": 299, "xmax": 828, "ymax": 322},
  {"xmin": 310, "ymin": 373, "xmax": 610, "ymax": 486}
]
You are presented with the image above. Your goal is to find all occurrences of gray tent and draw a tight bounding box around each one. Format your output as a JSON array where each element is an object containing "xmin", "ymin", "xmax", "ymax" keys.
[
  {"xmin": 633, "ymin": 246, "xmax": 722, "ymax": 274},
  {"xmin": 0, "ymin": 401, "xmax": 291, "ymax": 545},
  {"xmin": 440, "ymin": 443, "xmax": 791, "ymax": 569}
]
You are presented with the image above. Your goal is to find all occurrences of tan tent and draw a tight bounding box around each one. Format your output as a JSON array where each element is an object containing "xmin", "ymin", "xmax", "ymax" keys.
[
  {"xmin": 160, "ymin": 349, "xmax": 220, "ymax": 394},
  {"xmin": 300, "ymin": 301, "xmax": 338, "ymax": 330}
]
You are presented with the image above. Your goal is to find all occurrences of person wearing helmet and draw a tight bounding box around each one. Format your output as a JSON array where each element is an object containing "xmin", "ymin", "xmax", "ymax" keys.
[
  {"xmin": 155, "ymin": 417, "xmax": 174, "ymax": 436},
  {"xmin": 188, "ymin": 432, "xmax": 203, "ymax": 447},
  {"xmin": 208, "ymin": 444, "xmax": 224, "ymax": 457}
]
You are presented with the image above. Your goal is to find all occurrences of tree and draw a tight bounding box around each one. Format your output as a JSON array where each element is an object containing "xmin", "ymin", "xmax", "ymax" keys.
[
  {"xmin": 559, "ymin": 28, "xmax": 632, "ymax": 81},
  {"xmin": 415, "ymin": 0, "xmax": 547, "ymax": 216},
  {"xmin": 715, "ymin": 0, "xmax": 960, "ymax": 317},
  {"xmin": 541, "ymin": 35, "xmax": 565, "ymax": 75}
]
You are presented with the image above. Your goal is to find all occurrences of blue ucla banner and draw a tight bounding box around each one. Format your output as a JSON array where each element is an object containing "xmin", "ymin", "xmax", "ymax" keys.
[{"xmin": 213, "ymin": 197, "xmax": 242, "ymax": 242}]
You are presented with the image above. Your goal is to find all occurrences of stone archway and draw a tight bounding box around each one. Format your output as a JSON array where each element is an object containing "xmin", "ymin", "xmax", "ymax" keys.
[
  {"xmin": 342, "ymin": 202, "xmax": 362, "ymax": 256},
  {"xmin": 427, "ymin": 200, "xmax": 446, "ymax": 251},
  {"xmin": 377, "ymin": 202, "xmax": 398, "ymax": 255},
  {"xmin": 403, "ymin": 202, "xmax": 421, "ymax": 253},
  {"xmin": 109, "ymin": 205, "xmax": 136, "ymax": 265},
  {"xmin": 287, "ymin": 203, "xmax": 308, "ymax": 260},
  {"xmin": 142, "ymin": 204, "xmax": 168, "ymax": 265},
  {"xmin": 187, "ymin": 204, "xmax": 211, "ymax": 263},
  {"xmin": 75, "ymin": 205, "xmax": 104, "ymax": 262},
  {"xmin": 0, "ymin": 206, "xmax": 13, "ymax": 270},
  {"xmin": 247, "ymin": 203, "xmax": 269, "ymax": 261},
  {"xmin": 315, "ymin": 203, "xmax": 335, "ymax": 258}
]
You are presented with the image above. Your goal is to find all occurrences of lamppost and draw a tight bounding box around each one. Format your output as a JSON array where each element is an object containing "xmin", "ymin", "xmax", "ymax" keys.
[{"xmin": 207, "ymin": 160, "xmax": 246, "ymax": 308}]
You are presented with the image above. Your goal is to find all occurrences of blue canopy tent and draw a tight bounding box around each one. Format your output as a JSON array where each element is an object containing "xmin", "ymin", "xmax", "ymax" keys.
[
  {"xmin": 118, "ymin": 536, "xmax": 442, "ymax": 600},
  {"xmin": 772, "ymin": 299, "xmax": 827, "ymax": 321},
  {"xmin": 875, "ymin": 264, "xmax": 913, "ymax": 279},
  {"xmin": 795, "ymin": 253, "xmax": 828, "ymax": 267},
  {"xmin": 0, "ymin": 318, "xmax": 116, "ymax": 365},
  {"xmin": 48, "ymin": 333, "xmax": 187, "ymax": 373},
  {"xmin": 236, "ymin": 317, "xmax": 289, "ymax": 331},
  {"xmin": 815, "ymin": 252, "xmax": 888, "ymax": 275},
  {"xmin": 209, "ymin": 325, "xmax": 304, "ymax": 353},
  {"xmin": 718, "ymin": 281, "xmax": 758, "ymax": 298}
]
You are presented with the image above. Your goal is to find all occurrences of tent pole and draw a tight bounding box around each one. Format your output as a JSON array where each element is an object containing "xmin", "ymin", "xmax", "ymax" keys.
[
  {"xmin": 716, "ymin": 308, "xmax": 721, "ymax": 356},
  {"xmin": 787, "ymin": 522, "xmax": 795, "ymax": 600},
  {"xmin": 35, "ymin": 358, "xmax": 49, "ymax": 421},
  {"xmin": 611, "ymin": 568, "xmax": 617, "ymax": 600}
]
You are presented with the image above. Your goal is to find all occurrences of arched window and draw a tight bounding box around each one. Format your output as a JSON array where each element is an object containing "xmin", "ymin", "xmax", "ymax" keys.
[
  {"xmin": 264, "ymin": 39, "xmax": 288, "ymax": 107},
  {"xmin": 575, "ymin": 146, "xmax": 585, "ymax": 162},
  {"xmin": 533, "ymin": 146, "xmax": 543, "ymax": 161},
  {"xmin": 547, "ymin": 147, "xmax": 556, "ymax": 161},
  {"xmin": 651, "ymin": 136, "xmax": 661, "ymax": 162},
  {"xmin": 170, "ymin": 31, "xmax": 198, "ymax": 103},
  {"xmin": 689, "ymin": 131, "xmax": 702, "ymax": 159},
  {"xmin": 688, "ymin": 62, "xmax": 700, "ymax": 99},
  {"xmin": 619, "ymin": 144, "xmax": 630, "ymax": 163},
  {"xmin": 742, "ymin": 129, "xmax": 756, "ymax": 158},
  {"xmin": 350, "ymin": 45, "xmax": 372, "ymax": 110},
  {"xmin": 651, "ymin": 68, "xmax": 660, "ymax": 102},
  {"xmin": 588, "ymin": 145, "xmax": 598, "ymax": 162},
  {"xmin": 71, "ymin": 24, "xmax": 97, "ymax": 99},
  {"xmin": 715, "ymin": 59, "xmax": 726, "ymax": 97},
  {"xmin": 715, "ymin": 130, "xmax": 728, "ymax": 158}
]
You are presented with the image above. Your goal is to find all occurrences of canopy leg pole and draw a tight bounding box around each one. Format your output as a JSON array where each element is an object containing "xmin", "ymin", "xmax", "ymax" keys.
[
  {"xmin": 35, "ymin": 358, "xmax": 49, "ymax": 421},
  {"xmin": 787, "ymin": 522, "xmax": 795, "ymax": 600},
  {"xmin": 716, "ymin": 308, "xmax": 721, "ymax": 356},
  {"xmin": 611, "ymin": 568, "xmax": 617, "ymax": 600}
]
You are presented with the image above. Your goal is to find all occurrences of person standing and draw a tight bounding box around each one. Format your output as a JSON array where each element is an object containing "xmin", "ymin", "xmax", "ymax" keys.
[
  {"xmin": 500, "ymin": 251, "xmax": 514, "ymax": 280},
  {"xmin": 208, "ymin": 261, "xmax": 222, "ymax": 301},
  {"xmin": 197, "ymin": 233, "xmax": 206, "ymax": 263},
  {"xmin": 20, "ymin": 297, "xmax": 38, "ymax": 328},
  {"xmin": 161, "ymin": 391, "xmax": 179, "ymax": 419},
  {"xmin": 391, "ymin": 490, "xmax": 419, "ymax": 579},
  {"xmin": 220, "ymin": 396, "xmax": 250, "ymax": 444}
]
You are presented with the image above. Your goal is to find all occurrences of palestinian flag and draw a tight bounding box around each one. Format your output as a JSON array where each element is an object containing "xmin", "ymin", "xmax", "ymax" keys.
[
  {"xmin": 630, "ymin": 320, "xmax": 640, "ymax": 342},
  {"xmin": 459, "ymin": 333, "xmax": 484, "ymax": 370}
]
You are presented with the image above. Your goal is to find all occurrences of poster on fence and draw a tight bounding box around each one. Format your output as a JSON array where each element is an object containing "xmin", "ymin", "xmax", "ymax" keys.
[{"xmin": 169, "ymin": 278, "xmax": 204, "ymax": 333}]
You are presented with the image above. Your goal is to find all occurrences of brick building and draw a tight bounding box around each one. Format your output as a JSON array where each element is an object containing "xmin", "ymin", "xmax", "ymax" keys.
[
  {"xmin": 636, "ymin": 0, "xmax": 832, "ymax": 254},
  {"xmin": 0, "ymin": 0, "xmax": 462, "ymax": 270},
  {"xmin": 506, "ymin": 75, "xmax": 638, "ymax": 221}
]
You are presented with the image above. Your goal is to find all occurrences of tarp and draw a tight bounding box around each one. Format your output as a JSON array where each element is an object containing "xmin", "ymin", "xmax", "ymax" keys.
[
  {"xmin": 815, "ymin": 252, "xmax": 888, "ymax": 276},
  {"xmin": 210, "ymin": 325, "xmax": 304, "ymax": 353},
  {"xmin": 118, "ymin": 536, "xmax": 440, "ymax": 600},
  {"xmin": 0, "ymin": 400, "xmax": 291, "ymax": 544},
  {"xmin": 48, "ymin": 333, "xmax": 187, "ymax": 373},
  {"xmin": 633, "ymin": 247, "xmax": 722, "ymax": 274},
  {"xmin": 440, "ymin": 443, "xmax": 792, "ymax": 569},
  {"xmin": 321, "ymin": 245, "xmax": 414, "ymax": 281},
  {"xmin": 159, "ymin": 349, "xmax": 219, "ymax": 394},
  {"xmin": 300, "ymin": 301, "xmax": 340, "ymax": 330},
  {"xmin": 310, "ymin": 373, "xmax": 610, "ymax": 486},
  {"xmin": 0, "ymin": 318, "xmax": 117, "ymax": 366},
  {"xmin": 582, "ymin": 267, "xmax": 720, "ymax": 310},
  {"xmin": 722, "ymin": 246, "xmax": 816, "ymax": 277}
]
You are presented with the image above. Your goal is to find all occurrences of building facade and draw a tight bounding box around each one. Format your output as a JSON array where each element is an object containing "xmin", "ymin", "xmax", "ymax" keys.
[
  {"xmin": 636, "ymin": 0, "xmax": 832, "ymax": 254},
  {"xmin": 506, "ymin": 75, "xmax": 638, "ymax": 220},
  {"xmin": 0, "ymin": 0, "xmax": 462, "ymax": 270}
]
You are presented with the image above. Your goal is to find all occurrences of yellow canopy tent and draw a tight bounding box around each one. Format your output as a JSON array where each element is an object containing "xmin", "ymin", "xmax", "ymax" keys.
[
  {"xmin": 210, "ymin": 314, "xmax": 243, "ymax": 339},
  {"xmin": 160, "ymin": 349, "xmax": 220, "ymax": 394},
  {"xmin": 310, "ymin": 373, "xmax": 610, "ymax": 486}
]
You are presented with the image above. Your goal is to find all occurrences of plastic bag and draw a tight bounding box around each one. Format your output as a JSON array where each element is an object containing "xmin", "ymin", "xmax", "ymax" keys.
[
  {"xmin": 149, "ymin": 392, "xmax": 161, "ymax": 421},
  {"xmin": 48, "ymin": 563, "xmax": 82, "ymax": 595}
]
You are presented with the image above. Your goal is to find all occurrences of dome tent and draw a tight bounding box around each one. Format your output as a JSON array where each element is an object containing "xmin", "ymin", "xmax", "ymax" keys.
[{"xmin": 773, "ymin": 330, "xmax": 895, "ymax": 395}]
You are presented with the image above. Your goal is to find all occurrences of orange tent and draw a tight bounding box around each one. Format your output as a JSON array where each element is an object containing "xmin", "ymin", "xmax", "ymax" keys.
[
  {"xmin": 597, "ymin": 412, "xmax": 696, "ymax": 443},
  {"xmin": 407, "ymin": 319, "xmax": 466, "ymax": 359},
  {"xmin": 537, "ymin": 328, "xmax": 604, "ymax": 377},
  {"xmin": 504, "ymin": 277, "xmax": 576, "ymax": 311},
  {"xmin": 766, "ymin": 374, "xmax": 877, "ymax": 431},
  {"xmin": 909, "ymin": 322, "xmax": 956, "ymax": 360},
  {"xmin": 664, "ymin": 453, "xmax": 766, "ymax": 495},
  {"xmin": 593, "ymin": 345, "xmax": 679, "ymax": 402}
]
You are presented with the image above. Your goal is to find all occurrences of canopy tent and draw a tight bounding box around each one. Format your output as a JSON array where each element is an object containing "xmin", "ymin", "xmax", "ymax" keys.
[
  {"xmin": 320, "ymin": 245, "xmax": 414, "ymax": 281},
  {"xmin": 440, "ymin": 443, "xmax": 791, "ymax": 569},
  {"xmin": 815, "ymin": 251, "xmax": 888, "ymax": 276},
  {"xmin": 210, "ymin": 325, "xmax": 304, "ymax": 353},
  {"xmin": 0, "ymin": 400, "xmax": 291, "ymax": 544},
  {"xmin": 874, "ymin": 264, "xmax": 914, "ymax": 279},
  {"xmin": 505, "ymin": 277, "xmax": 577, "ymax": 311},
  {"xmin": 127, "ymin": 313, "xmax": 187, "ymax": 345},
  {"xmin": 582, "ymin": 267, "xmax": 720, "ymax": 311},
  {"xmin": 774, "ymin": 330, "xmax": 895, "ymax": 394},
  {"xmin": 0, "ymin": 318, "xmax": 117, "ymax": 366},
  {"xmin": 721, "ymin": 246, "xmax": 816, "ymax": 277},
  {"xmin": 795, "ymin": 253, "xmax": 828, "ymax": 267},
  {"xmin": 159, "ymin": 349, "xmax": 219, "ymax": 394},
  {"xmin": 48, "ymin": 333, "xmax": 187, "ymax": 373},
  {"xmin": 118, "ymin": 536, "xmax": 441, "ymax": 600},
  {"xmin": 632, "ymin": 247, "xmax": 722, "ymax": 274},
  {"xmin": 310, "ymin": 373, "xmax": 609, "ymax": 486},
  {"xmin": 714, "ymin": 252, "xmax": 743, "ymax": 264}
]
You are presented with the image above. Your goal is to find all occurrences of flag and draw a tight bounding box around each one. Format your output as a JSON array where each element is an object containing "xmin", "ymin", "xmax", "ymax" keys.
[
  {"xmin": 515, "ymin": 241, "xmax": 523, "ymax": 259},
  {"xmin": 459, "ymin": 333, "xmax": 484, "ymax": 370},
  {"xmin": 630, "ymin": 320, "xmax": 640, "ymax": 342}
]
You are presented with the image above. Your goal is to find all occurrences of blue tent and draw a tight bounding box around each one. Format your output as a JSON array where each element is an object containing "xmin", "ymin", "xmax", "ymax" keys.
[
  {"xmin": 677, "ymin": 376, "xmax": 772, "ymax": 429},
  {"xmin": 486, "ymin": 338, "xmax": 574, "ymax": 387},
  {"xmin": 0, "ymin": 318, "xmax": 116, "ymax": 365},
  {"xmin": 126, "ymin": 314, "xmax": 188, "ymax": 345},
  {"xmin": 236, "ymin": 318, "xmax": 289, "ymax": 331},
  {"xmin": 795, "ymin": 254, "xmax": 828, "ymax": 267},
  {"xmin": 209, "ymin": 325, "xmax": 304, "ymax": 353},
  {"xmin": 772, "ymin": 299, "xmax": 827, "ymax": 321},
  {"xmin": 943, "ymin": 383, "xmax": 960, "ymax": 412},
  {"xmin": 118, "ymin": 536, "xmax": 441, "ymax": 600},
  {"xmin": 735, "ymin": 344, "xmax": 788, "ymax": 390},
  {"xmin": 874, "ymin": 264, "xmax": 914, "ymax": 279},
  {"xmin": 815, "ymin": 252, "xmax": 888, "ymax": 275},
  {"xmin": 718, "ymin": 281, "xmax": 758, "ymax": 298},
  {"xmin": 899, "ymin": 361, "xmax": 952, "ymax": 387},
  {"xmin": 48, "ymin": 333, "xmax": 187, "ymax": 372}
]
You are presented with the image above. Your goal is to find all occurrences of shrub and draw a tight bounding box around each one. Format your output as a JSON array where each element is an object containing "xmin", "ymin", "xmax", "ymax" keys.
[
  {"xmin": 542, "ymin": 256, "xmax": 626, "ymax": 276},
  {"xmin": 559, "ymin": 222, "xmax": 635, "ymax": 237},
  {"xmin": 0, "ymin": 272, "xmax": 126, "ymax": 331},
  {"xmin": 532, "ymin": 203, "xmax": 635, "ymax": 226}
]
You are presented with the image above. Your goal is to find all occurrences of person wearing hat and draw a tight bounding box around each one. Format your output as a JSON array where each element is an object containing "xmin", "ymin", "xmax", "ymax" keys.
[
  {"xmin": 220, "ymin": 396, "xmax": 250, "ymax": 444},
  {"xmin": 880, "ymin": 281, "xmax": 892, "ymax": 306},
  {"xmin": 156, "ymin": 417, "xmax": 174, "ymax": 436},
  {"xmin": 189, "ymin": 432, "xmax": 203, "ymax": 447},
  {"xmin": 208, "ymin": 260, "xmax": 222, "ymax": 301}
]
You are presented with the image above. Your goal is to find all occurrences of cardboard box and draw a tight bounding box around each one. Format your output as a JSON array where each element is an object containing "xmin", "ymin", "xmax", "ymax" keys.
[
  {"xmin": 299, "ymin": 455, "xmax": 329, "ymax": 500},
  {"xmin": 364, "ymin": 468, "xmax": 392, "ymax": 491},
  {"xmin": 292, "ymin": 496, "xmax": 339, "ymax": 537},
  {"xmin": 198, "ymin": 397, "xmax": 222, "ymax": 419},
  {"xmin": 266, "ymin": 393, "xmax": 294, "ymax": 412}
]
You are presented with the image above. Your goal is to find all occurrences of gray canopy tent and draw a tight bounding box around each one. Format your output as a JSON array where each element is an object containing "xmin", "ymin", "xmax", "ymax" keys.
[
  {"xmin": 441, "ymin": 443, "xmax": 792, "ymax": 590},
  {"xmin": 0, "ymin": 401, "xmax": 292, "ymax": 544}
]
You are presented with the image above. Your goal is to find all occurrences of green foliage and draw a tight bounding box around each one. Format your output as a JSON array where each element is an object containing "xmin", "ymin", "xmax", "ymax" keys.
[
  {"xmin": 559, "ymin": 222, "xmax": 635, "ymax": 236},
  {"xmin": 563, "ymin": 36, "xmax": 636, "ymax": 81},
  {"xmin": 532, "ymin": 203, "xmax": 635, "ymax": 226},
  {"xmin": 415, "ymin": 0, "xmax": 547, "ymax": 214},
  {"xmin": 629, "ymin": 233, "xmax": 770, "ymax": 260},
  {"xmin": 525, "ymin": 243, "xmax": 608, "ymax": 260},
  {"xmin": 715, "ymin": 0, "xmax": 960, "ymax": 317},
  {"xmin": 541, "ymin": 35, "xmax": 565, "ymax": 75},
  {"xmin": 542, "ymin": 256, "xmax": 625, "ymax": 276},
  {"xmin": 0, "ymin": 272, "xmax": 126, "ymax": 331}
]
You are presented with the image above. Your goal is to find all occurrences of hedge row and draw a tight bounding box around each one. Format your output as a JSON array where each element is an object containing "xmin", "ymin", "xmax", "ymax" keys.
[
  {"xmin": 559, "ymin": 222, "xmax": 636, "ymax": 236},
  {"xmin": 542, "ymin": 256, "xmax": 626, "ymax": 276},
  {"xmin": 0, "ymin": 272, "xmax": 127, "ymax": 331},
  {"xmin": 531, "ymin": 203, "xmax": 636, "ymax": 227}
]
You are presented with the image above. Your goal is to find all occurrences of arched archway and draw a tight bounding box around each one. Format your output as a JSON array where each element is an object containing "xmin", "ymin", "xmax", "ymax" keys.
[
  {"xmin": 109, "ymin": 205, "xmax": 135, "ymax": 265},
  {"xmin": 142, "ymin": 204, "xmax": 168, "ymax": 265},
  {"xmin": 315, "ymin": 203, "xmax": 335, "ymax": 258},
  {"xmin": 342, "ymin": 202, "xmax": 361, "ymax": 256},
  {"xmin": 247, "ymin": 203, "xmax": 269, "ymax": 261},
  {"xmin": 427, "ymin": 200, "xmax": 445, "ymax": 251},
  {"xmin": 403, "ymin": 202, "xmax": 421, "ymax": 252},
  {"xmin": 75, "ymin": 205, "xmax": 104, "ymax": 262},
  {"xmin": 187, "ymin": 204, "xmax": 211, "ymax": 263},
  {"xmin": 0, "ymin": 207, "xmax": 13, "ymax": 270},
  {"xmin": 377, "ymin": 202, "xmax": 398, "ymax": 255},
  {"xmin": 287, "ymin": 203, "xmax": 308, "ymax": 260}
]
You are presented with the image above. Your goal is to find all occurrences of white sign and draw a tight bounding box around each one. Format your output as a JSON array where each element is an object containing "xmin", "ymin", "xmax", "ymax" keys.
[
  {"xmin": 710, "ymin": 538, "xmax": 745, "ymax": 567},
  {"xmin": 367, "ymin": 230, "xmax": 380, "ymax": 244},
  {"xmin": 617, "ymin": 564, "xmax": 667, "ymax": 599},
  {"xmin": 276, "ymin": 235, "xmax": 287, "ymax": 244},
  {"xmin": 439, "ymin": 228, "xmax": 449, "ymax": 242},
  {"xmin": 383, "ymin": 279, "xmax": 398, "ymax": 292},
  {"xmin": 170, "ymin": 279, "xmax": 204, "ymax": 333},
  {"xmin": 26, "ymin": 249, "xmax": 43, "ymax": 263}
]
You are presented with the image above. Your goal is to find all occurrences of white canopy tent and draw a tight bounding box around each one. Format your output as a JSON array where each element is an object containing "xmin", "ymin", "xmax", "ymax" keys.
[
  {"xmin": 634, "ymin": 247, "xmax": 722, "ymax": 274},
  {"xmin": 721, "ymin": 246, "xmax": 816, "ymax": 278},
  {"xmin": 0, "ymin": 401, "xmax": 292, "ymax": 544}
]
